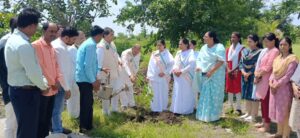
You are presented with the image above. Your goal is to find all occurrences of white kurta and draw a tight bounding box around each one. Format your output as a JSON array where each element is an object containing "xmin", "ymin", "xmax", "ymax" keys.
[
  {"xmin": 66, "ymin": 45, "xmax": 80, "ymax": 118},
  {"xmin": 170, "ymin": 49, "xmax": 196, "ymax": 114},
  {"xmin": 52, "ymin": 38, "xmax": 73, "ymax": 92},
  {"xmin": 97, "ymin": 40, "xmax": 124, "ymax": 115},
  {"xmin": 120, "ymin": 48, "xmax": 141, "ymax": 107},
  {"xmin": 147, "ymin": 49, "xmax": 174, "ymax": 112}
]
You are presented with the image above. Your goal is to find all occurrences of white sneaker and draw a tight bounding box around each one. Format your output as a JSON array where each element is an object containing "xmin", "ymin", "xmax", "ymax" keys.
[
  {"xmin": 244, "ymin": 116, "xmax": 253, "ymax": 122},
  {"xmin": 239, "ymin": 113, "xmax": 249, "ymax": 119}
]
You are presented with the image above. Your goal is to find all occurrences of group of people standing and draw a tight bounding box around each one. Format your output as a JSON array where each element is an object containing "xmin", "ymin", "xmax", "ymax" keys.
[
  {"xmin": 0, "ymin": 8, "xmax": 141, "ymax": 138},
  {"xmin": 147, "ymin": 32, "xmax": 300, "ymax": 138},
  {"xmin": 1, "ymin": 7, "xmax": 300, "ymax": 138}
]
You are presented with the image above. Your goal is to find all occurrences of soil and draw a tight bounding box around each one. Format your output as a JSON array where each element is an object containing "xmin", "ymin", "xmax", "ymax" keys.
[{"xmin": 128, "ymin": 106, "xmax": 182, "ymax": 125}]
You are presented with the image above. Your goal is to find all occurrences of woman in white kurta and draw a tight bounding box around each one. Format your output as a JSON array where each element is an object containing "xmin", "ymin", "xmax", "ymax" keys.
[
  {"xmin": 170, "ymin": 38, "xmax": 196, "ymax": 115},
  {"xmin": 147, "ymin": 40, "xmax": 174, "ymax": 112}
]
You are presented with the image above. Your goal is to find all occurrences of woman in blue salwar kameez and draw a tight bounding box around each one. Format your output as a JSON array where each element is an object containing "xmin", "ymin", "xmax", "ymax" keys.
[{"xmin": 195, "ymin": 31, "xmax": 226, "ymax": 122}]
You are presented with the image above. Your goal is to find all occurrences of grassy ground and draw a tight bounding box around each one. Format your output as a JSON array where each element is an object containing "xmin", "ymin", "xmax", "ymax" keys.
[{"xmin": 61, "ymin": 100, "xmax": 257, "ymax": 138}]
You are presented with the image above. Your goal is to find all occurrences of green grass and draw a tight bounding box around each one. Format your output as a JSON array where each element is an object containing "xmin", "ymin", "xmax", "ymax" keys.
[{"xmin": 61, "ymin": 98, "xmax": 255, "ymax": 138}]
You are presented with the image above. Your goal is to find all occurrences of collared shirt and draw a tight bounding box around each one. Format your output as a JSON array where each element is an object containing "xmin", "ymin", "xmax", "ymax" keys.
[
  {"xmin": 32, "ymin": 37, "xmax": 62, "ymax": 96},
  {"xmin": 76, "ymin": 37, "xmax": 98, "ymax": 83},
  {"xmin": 4, "ymin": 29, "xmax": 48, "ymax": 90},
  {"xmin": 121, "ymin": 48, "xmax": 140, "ymax": 76},
  {"xmin": 52, "ymin": 38, "xmax": 73, "ymax": 91},
  {"xmin": 0, "ymin": 33, "xmax": 11, "ymax": 104}
]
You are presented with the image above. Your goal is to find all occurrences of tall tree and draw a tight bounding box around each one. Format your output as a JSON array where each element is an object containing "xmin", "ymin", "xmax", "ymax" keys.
[
  {"xmin": 116, "ymin": 0, "xmax": 263, "ymax": 47},
  {"xmin": 0, "ymin": 0, "xmax": 117, "ymax": 33}
]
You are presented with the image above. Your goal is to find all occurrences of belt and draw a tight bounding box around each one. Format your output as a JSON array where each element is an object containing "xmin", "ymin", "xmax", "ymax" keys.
[
  {"xmin": 244, "ymin": 64, "xmax": 255, "ymax": 69},
  {"xmin": 12, "ymin": 85, "xmax": 39, "ymax": 90}
]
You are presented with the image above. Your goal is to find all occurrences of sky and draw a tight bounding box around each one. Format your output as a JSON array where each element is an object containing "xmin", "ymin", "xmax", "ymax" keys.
[
  {"xmin": 93, "ymin": 0, "xmax": 158, "ymax": 35},
  {"xmin": 93, "ymin": 0, "xmax": 300, "ymax": 35}
]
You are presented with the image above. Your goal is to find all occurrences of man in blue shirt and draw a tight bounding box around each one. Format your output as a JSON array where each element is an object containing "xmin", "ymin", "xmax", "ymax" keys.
[{"xmin": 76, "ymin": 25, "xmax": 104, "ymax": 133}]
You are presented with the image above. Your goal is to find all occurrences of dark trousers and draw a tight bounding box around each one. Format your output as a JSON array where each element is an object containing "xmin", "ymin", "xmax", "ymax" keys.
[
  {"xmin": 9, "ymin": 86, "xmax": 40, "ymax": 138},
  {"xmin": 0, "ymin": 76, "xmax": 10, "ymax": 105},
  {"xmin": 77, "ymin": 82, "xmax": 94, "ymax": 130},
  {"xmin": 37, "ymin": 95, "xmax": 55, "ymax": 138}
]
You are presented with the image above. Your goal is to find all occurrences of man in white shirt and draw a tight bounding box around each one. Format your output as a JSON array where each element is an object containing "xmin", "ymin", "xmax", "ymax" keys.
[
  {"xmin": 120, "ymin": 44, "xmax": 141, "ymax": 109},
  {"xmin": 97, "ymin": 27, "xmax": 124, "ymax": 115},
  {"xmin": 4, "ymin": 8, "xmax": 49, "ymax": 138},
  {"xmin": 51, "ymin": 27, "xmax": 79, "ymax": 134},
  {"xmin": 67, "ymin": 30, "xmax": 86, "ymax": 118}
]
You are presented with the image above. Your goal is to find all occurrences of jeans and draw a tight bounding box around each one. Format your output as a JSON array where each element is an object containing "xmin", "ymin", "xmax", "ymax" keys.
[{"xmin": 51, "ymin": 88, "xmax": 65, "ymax": 133}]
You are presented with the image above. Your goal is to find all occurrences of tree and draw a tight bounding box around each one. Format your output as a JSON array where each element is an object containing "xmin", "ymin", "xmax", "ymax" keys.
[
  {"xmin": 0, "ymin": 12, "xmax": 15, "ymax": 37},
  {"xmin": 116, "ymin": 0, "xmax": 264, "ymax": 47},
  {"xmin": 0, "ymin": 0, "xmax": 117, "ymax": 33},
  {"xmin": 260, "ymin": 0, "xmax": 300, "ymax": 40}
]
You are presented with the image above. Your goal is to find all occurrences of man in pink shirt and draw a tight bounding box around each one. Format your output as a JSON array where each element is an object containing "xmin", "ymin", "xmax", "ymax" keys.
[{"xmin": 32, "ymin": 22, "xmax": 61, "ymax": 138}]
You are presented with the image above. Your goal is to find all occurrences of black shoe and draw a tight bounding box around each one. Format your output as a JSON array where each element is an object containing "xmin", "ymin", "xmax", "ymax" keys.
[
  {"xmin": 63, "ymin": 127, "xmax": 72, "ymax": 134},
  {"xmin": 235, "ymin": 110, "xmax": 242, "ymax": 116},
  {"xmin": 150, "ymin": 111, "xmax": 159, "ymax": 116},
  {"xmin": 79, "ymin": 128, "xmax": 88, "ymax": 134},
  {"xmin": 174, "ymin": 113, "xmax": 181, "ymax": 116},
  {"xmin": 130, "ymin": 106, "xmax": 138, "ymax": 110}
]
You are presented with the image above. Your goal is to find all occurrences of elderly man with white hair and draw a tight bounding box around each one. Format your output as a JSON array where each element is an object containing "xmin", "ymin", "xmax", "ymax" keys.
[{"xmin": 119, "ymin": 44, "xmax": 141, "ymax": 109}]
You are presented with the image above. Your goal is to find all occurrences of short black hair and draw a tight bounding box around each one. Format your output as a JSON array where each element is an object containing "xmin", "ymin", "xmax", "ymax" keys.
[
  {"xmin": 17, "ymin": 7, "xmax": 41, "ymax": 28},
  {"xmin": 90, "ymin": 25, "xmax": 104, "ymax": 37},
  {"xmin": 42, "ymin": 22, "xmax": 58, "ymax": 31},
  {"xmin": 9, "ymin": 17, "xmax": 17, "ymax": 33},
  {"xmin": 190, "ymin": 40, "xmax": 197, "ymax": 46},
  {"xmin": 103, "ymin": 27, "xmax": 114, "ymax": 36},
  {"xmin": 61, "ymin": 26, "xmax": 79, "ymax": 37}
]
